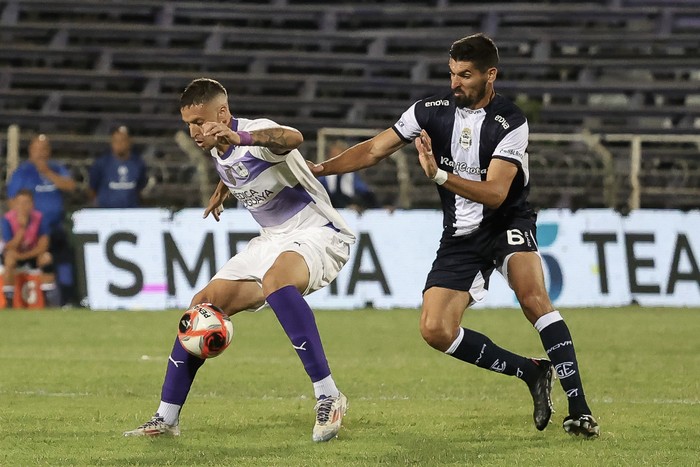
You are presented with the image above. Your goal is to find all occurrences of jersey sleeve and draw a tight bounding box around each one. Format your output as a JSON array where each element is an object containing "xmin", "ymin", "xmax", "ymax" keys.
[
  {"xmin": 53, "ymin": 162, "xmax": 71, "ymax": 178},
  {"xmin": 492, "ymin": 122, "xmax": 529, "ymax": 167},
  {"xmin": 391, "ymin": 102, "xmax": 422, "ymax": 143}
]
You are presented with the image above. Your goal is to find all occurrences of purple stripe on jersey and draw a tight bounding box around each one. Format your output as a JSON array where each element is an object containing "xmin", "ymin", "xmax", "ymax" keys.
[
  {"xmin": 249, "ymin": 184, "xmax": 313, "ymax": 227},
  {"xmin": 219, "ymin": 119, "xmax": 241, "ymax": 160},
  {"xmin": 237, "ymin": 151, "xmax": 277, "ymax": 181},
  {"xmin": 216, "ymin": 151, "xmax": 279, "ymax": 185}
]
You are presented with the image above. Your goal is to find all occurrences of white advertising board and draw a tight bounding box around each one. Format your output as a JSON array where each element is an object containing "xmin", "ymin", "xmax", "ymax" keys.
[{"xmin": 72, "ymin": 208, "xmax": 700, "ymax": 310}]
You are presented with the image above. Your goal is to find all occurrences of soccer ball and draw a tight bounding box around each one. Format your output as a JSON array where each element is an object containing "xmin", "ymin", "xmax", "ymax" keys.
[{"xmin": 177, "ymin": 303, "xmax": 234, "ymax": 359}]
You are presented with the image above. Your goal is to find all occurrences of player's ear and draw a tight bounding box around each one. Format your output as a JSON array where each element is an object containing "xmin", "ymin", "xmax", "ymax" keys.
[
  {"xmin": 487, "ymin": 67, "xmax": 497, "ymax": 83},
  {"xmin": 217, "ymin": 105, "xmax": 227, "ymax": 122}
]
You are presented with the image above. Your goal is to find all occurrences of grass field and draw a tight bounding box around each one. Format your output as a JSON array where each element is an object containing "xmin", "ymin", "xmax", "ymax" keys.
[{"xmin": 1, "ymin": 306, "xmax": 699, "ymax": 466}]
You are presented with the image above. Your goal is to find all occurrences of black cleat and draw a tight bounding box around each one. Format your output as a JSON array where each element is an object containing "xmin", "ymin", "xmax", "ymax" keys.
[
  {"xmin": 528, "ymin": 358, "xmax": 554, "ymax": 431},
  {"xmin": 563, "ymin": 414, "xmax": 600, "ymax": 438}
]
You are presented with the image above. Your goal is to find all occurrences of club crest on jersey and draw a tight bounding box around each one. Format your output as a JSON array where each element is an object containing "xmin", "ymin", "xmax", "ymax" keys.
[
  {"xmin": 459, "ymin": 128, "xmax": 472, "ymax": 149},
  {"xmin": 232, "ymin": 162, "xmax": 249, "ymax": 178}
]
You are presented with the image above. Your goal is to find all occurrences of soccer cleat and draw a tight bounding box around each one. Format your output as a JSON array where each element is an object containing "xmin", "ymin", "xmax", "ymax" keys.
[
  {"xmin": 312, "ymin": 392, "xmax": 348, "ymax": 442},
  {"xmin": 528, "ymin": 358, "xmax": 555, "ymax": 431},
  {"xmin": 563, "ymin": 414, "xmax": 600, "ymax": 438},
  {"xmin": 123, "ymin": 414, "xmax": 180, "ymax": 437}
]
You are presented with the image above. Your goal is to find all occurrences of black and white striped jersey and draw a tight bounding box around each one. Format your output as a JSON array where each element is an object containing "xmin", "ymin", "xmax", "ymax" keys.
[{"xmin": 392, "ymin": 92, "xmax": 533, "ymax": 237}]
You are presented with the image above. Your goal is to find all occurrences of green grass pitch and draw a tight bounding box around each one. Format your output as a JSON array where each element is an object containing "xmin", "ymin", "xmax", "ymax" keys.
[{"xmin": 1, "ymin": 306, "xmax": 699, "ymax": 466}]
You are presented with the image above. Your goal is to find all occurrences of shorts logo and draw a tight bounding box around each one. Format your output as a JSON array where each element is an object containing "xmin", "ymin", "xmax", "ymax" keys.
[{"xmin": 459, "ymin": 128, "xmax": 472, "ymax": 149}]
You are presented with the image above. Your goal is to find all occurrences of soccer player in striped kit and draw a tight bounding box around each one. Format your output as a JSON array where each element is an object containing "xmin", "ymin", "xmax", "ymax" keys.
[{"xmin": 312, "ymin": 34, "xmax": 599, "ymax": 438}]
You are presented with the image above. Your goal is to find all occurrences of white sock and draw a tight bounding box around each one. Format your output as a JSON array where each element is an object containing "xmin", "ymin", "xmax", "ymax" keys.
[
  {"xmin": 313, "ymin": 375, "xmax": 339, "ymax": 399},
  {"xmin": 156, "ymin": 401, "xmax": 181, "ymax": 426}
]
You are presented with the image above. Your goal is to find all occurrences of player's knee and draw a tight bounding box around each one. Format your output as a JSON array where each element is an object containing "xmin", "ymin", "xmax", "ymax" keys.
[
  {"xmin": 261, "ymin": 273, "xmax": 296, "ymax": 297},
  {"xmin": 517, "ymin": 289, "xmax": 552, "ymax": 316},
  {"xmin": 420, "ymin": 319, "xmax": 454, "ymax": 351},
  {"xmin": 189, "ymin": 290, "xmax": 227, "ymax": 315}
]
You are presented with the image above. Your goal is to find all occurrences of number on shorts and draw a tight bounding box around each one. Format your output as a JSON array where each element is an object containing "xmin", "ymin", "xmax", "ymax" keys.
[{"xmin": 506, "ymin": 229, "xmax": 525, "ymax": 245}]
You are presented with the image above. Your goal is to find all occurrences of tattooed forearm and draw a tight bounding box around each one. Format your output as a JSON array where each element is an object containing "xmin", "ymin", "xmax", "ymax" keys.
[{"xmin": 250, "ymin": 128, "xmax": 303, "ymax": 152}]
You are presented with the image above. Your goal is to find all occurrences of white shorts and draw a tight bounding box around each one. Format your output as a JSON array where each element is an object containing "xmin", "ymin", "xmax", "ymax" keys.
[{"xmin": 211, "ymin": 225, "xmax": 352, "ymax": 295}]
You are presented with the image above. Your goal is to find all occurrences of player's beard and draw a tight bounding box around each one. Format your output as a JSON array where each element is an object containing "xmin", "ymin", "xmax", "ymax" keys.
[{"xmin": 454, "ymin": 80, "xmax": 489, "ymax": 109}]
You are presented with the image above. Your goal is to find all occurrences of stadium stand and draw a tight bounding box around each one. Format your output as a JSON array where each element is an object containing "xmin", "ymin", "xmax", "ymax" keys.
[{"xmin": 1, "ymin": 0, "xmax": 698, "ymax": 211}]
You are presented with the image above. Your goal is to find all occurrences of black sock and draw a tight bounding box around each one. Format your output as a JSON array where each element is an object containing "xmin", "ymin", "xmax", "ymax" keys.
[
  {"xmin": 447, "ymin": 327, "xmax": 539, "ymax": 386},
  {"xmin": 535, "ymin": 311, "xmax": 591, "ymax": 416}
]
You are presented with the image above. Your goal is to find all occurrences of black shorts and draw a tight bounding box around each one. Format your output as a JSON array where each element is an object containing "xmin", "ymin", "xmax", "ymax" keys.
[{"xmin": 424, "ymin": 214, "xmax": 539, "ymax": 297}]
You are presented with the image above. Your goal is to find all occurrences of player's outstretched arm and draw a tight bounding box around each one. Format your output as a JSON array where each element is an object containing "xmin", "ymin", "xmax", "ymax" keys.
[
  {"xmin": 203, "ymin": 180, "xmax": 230, "ymax": 221},
  {"xmin": 312, "ymin": 128, "xmax": 406, "ymax": 176},
  {"xmin": 203, "ymin": 123, "xmax": 303, "ymax": 155}
]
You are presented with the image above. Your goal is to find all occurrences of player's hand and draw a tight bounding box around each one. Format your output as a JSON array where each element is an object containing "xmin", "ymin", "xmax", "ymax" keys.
[
  {"xmin": 202, "ymin": 122, "xmax": 240, "ymax": 146},
  {"xmin": 416, "ymin": 130, "xmax": 438, "ymax": 179},
  {"xmin": 306, "ymin": 159, "xmax": 325, "ymax": 176},
  {"xmin": 203, "ymin": 190, "xmax": 229, "ymax": 222}
]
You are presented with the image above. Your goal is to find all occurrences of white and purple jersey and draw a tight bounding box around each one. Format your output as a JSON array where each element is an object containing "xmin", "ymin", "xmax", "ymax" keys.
[
  {"xmin": 393, "ymin": 92, "xmax": 532, "ymax": 237},
  {"xmin": 210, "ymin": 117, "xmax": 355, "ymax": 241}
]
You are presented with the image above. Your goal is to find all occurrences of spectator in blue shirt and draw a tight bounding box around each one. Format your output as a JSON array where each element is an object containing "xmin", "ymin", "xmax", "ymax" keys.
[
  {"xmin": 6, "ymin": 134, "xmax": 77, "ymax": 306},
  {"xmin": 88, "ymin": 126, "xmax": 148, "ymax": 208},
  {"xmin": 7, "ymin": 134, "xmax": 76, "ymax": 232}
]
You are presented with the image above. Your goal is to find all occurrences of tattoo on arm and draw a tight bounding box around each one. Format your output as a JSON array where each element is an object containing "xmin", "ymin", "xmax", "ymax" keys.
[{"xmin": 250, "ymin": 128, "xmax": 299, "ymax": 152}]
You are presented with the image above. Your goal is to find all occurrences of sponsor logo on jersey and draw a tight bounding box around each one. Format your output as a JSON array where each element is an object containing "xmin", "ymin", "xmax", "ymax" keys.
[
  {"xmin": 459, "ymin": 127, "xmax": 472, "ymax": 149},
  {"xmin": 425, "ymin": 99, "xmax": 450, "ymax": 107},
  {"xmin": 495, "ymin": 114, "xmax": 510, "ymax": 129},
  {"xmin": 440, "ymin": 156, "xmax": 485, "ymax": 175},
  {"xmin": 501, "ymin": 148, "xmax": 524, "ymax": 159},
  {"xmin": 232, "ymin": 188, "xmax": 275, "ymax": 207}
]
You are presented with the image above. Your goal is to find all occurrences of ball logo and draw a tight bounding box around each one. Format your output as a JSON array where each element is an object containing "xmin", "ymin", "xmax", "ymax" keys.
[{"xmin": 178, "ymin": 312, "xmax": 192, "ymax": 333}]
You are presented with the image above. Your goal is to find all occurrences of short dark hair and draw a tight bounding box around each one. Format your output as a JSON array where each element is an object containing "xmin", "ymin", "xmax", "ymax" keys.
[
  {"xmin": 449, "ymin": 33, "xmax": 499, "ymax": 72},
  {"xmin": 180, "ymin": 78, "xmax": 228, "ymax": 109}
]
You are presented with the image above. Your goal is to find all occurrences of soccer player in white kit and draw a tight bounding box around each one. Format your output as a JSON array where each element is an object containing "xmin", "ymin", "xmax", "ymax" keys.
[{"xmin": 124, "ymin": 78, "xmax": 356, "ymax": 442}]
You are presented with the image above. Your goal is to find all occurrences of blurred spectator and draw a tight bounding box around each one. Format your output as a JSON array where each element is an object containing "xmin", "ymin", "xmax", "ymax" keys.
[
  {"xmin": 88, "ymin": 126, "xmax": 148, "ymax": 208},
  {"xmin": 319, "ymin": 140, "xmax": 379, "ymax": 214},
  {"xmin": 1, "ymin": 189, "xmax": 57, "ymax": 306},
  {"xmin": 6, "ymin": 134, "xmax": 77, "ymax": 306}
]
